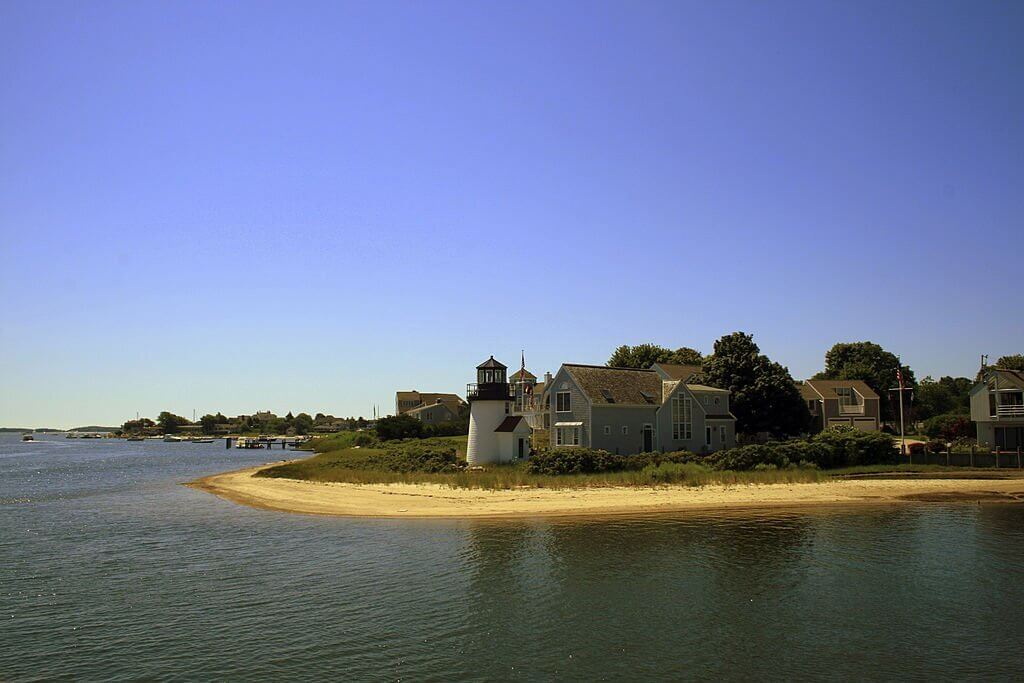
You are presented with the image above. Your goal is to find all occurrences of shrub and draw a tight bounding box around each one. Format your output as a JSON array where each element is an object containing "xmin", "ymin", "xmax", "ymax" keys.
[
  {"xmin": 375, "ymin": 414, "xmax": 426, "ymax": 440},
  {"xmin": 950, "ymin": 438, "xmax": 980, "ymax": 454},
  {"xmin": 925, "ymin": 439, "xmax": 946, "ymax": 453},
  {"xmin": 526, "ymin": 448, "xmax": 626, "ymax": 475},
  {"xmin": 908, "ymin": 442, "xmax": 925, "ymax": 456},
  {"xmin": 811, "ymin": 430, "xmax": 897, "ymax": 467},
  {"xmin": 922, "ymin": 413, "xmax": 975, "ymax": 441},
  {"xmin": 380, "ymin": 440, "xmax": 463, "ymax": 472},
  {"xmin": 524, "ymin": 448, "xmax": 703, "ymax": 475}
]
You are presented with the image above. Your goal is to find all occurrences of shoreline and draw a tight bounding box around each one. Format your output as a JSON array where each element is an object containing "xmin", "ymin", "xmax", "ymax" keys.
[{"xmin": 187, "ymin": 464, "xmax": 1024, "ymax": 519}]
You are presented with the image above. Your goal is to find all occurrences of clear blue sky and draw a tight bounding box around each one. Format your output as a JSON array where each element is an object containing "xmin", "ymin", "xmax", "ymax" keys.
[{"xmin": 2, "ymin": 0, "xmax": 1022, "ymax": 428}]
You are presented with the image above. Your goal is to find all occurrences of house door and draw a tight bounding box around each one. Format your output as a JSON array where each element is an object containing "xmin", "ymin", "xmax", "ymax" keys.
[
  {"xmin": 642, "ymin": 424, "xmax": 653, "ymax": 453},
  {"xmin": 517, "ymin": 438, "xmax": 525, "ymax": 459}
]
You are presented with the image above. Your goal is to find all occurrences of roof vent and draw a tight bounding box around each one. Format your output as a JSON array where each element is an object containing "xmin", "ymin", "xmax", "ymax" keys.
[
  {"xmin": 600, "ymin": 389, "xmax": 615, "ymax": 403},
  {"xmin": 639, "ymin": 390, "xmax": 655, "ymax": 404}
]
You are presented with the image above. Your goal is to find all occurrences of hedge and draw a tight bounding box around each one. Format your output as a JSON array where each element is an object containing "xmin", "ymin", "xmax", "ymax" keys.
[
  {"xmin": 525, "ymin": 448, "xmax": 696, "ymax": 475},
  {"xmin": 526, "ymin": 430, "xmax": 898, "ymax": 474}
]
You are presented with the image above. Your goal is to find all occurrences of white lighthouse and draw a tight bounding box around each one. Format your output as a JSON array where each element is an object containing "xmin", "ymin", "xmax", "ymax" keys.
[{"xmin": 467, "ymin": 356, "xmax": 514, "ymax": 465}]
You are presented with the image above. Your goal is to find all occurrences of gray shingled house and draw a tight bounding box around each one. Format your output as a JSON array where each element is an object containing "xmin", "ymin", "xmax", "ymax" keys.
[{"xmin": 547, "ymin": 364, "xmax": 736, "ymax": 455}]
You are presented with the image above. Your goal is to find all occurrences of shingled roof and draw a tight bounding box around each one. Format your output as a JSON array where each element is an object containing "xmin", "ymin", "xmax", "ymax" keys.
[
  {"xmin": 564, "ymin": 364, "xmax": 663, "ymax": 407},
  {"xmin": 803, "ymin": 379, "xmax": 879, "ymax": 400},
  {"xmin": 509, "ymin": 368, "xmax": 536, "ymax": 381},
  {"xmin": 653, "ymin": 363, "xmax": 703, "ymax": 382},
  {"xmin": 985, "ymin": 368, "xmax": 1024, "ymax": 391},
  {"xmin": 494, "ymin": 415, "xmax": 526, "ymax": 432}
]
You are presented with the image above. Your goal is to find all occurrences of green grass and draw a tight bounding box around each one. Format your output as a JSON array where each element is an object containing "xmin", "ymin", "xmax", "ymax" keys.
[{"xmin": 257, "ymin": 446, "xmax": 829, "ymax": 490}]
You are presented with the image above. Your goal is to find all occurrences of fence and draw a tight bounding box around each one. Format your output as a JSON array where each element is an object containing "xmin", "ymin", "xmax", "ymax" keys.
[{"xmin": 898, "ymin": 445, "xmax": 1024, "ymax": 469}]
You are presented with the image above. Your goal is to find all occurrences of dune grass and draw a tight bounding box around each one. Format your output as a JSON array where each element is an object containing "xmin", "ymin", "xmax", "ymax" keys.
[{"xmin": 257, "ymin": 446, "xmax": 829, "ymax": 490}]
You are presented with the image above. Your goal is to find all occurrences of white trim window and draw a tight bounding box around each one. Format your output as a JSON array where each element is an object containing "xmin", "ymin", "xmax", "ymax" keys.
[
  {"xmin": 556, "ymin": 391, "xmax": 571, "ymax": 412},
  {"xmin": 604, "ymin": 425, "xmax": 611, "ymax": 435},
  {"xmin": 621, "ymin": 425, "xmax": 628, "ymax": 435},
  {"xmin": 672, "ymin": 396, "xmax": 692, "ymax": 440},
  {"xmin": 556, "ymin": 426, "xmax": 580, "ymax": 447},
  {"xmin": 705, "ymin": 426, "xmax": 712, "ymax": 446}
]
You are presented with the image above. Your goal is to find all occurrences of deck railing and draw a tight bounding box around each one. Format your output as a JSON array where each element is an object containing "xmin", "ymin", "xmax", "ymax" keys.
[
  {"xmin": 838, "ymin": 403, "xmax": 866, "ymax": 415},
  {"xmin": 996, "ymin": 404, "xmax": 1024, "ymax": 418}
]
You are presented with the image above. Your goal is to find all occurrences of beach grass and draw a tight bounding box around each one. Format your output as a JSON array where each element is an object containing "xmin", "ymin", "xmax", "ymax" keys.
[{"xmin": 256, "ymin": 448, "xmax": 830, "ymax": 490}]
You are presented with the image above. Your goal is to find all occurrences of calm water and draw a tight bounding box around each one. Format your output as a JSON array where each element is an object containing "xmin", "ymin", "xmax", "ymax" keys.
[{"xmin": 2, "ymin": 433, "xmax": 1024, "ymax": 681}]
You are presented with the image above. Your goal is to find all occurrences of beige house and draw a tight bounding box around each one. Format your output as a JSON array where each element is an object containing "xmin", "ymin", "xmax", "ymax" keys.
[
  {"xmin": 405, "ymin": 400, "xmax": 458, "ymax": 424},
  {"xmin": 799, "ymin": 379, "xmax": 881, "ymax": 431},
  {"xmin": 394, "ymin": 391, "xmax": 466, "ymax": 418}
]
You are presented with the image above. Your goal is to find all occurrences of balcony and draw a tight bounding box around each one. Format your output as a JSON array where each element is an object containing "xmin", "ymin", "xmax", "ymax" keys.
[
  {"xmin": 838, "ymin": 403, "xmax": 866, "ymax": 415},
  {"xmin": 466, "ymin": 383, "xmax": 515, "ymax": 401},
  {"xmin": 996, "ymin": 404, "xmax": 1024, "ymax": 418}
]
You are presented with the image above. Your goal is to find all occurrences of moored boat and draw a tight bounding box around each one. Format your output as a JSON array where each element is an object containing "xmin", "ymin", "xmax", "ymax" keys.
[
  {"xmin": 22, "ymin": 433, "xmax": 34, "ymax": 441},
  {"xmin": 163, "ymin": 435, "xmax": 182, "ymax": 443}
]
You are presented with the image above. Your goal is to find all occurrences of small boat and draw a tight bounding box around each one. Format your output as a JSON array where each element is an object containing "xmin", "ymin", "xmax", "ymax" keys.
[
  {"xmin": 81, "ymin": 433, "xmax": 102, "ymax": 439},
  {"xmin": 66, "ymin": 433, "xmax": 79, "ymax": 439},
  {"xmin": 187, "ymin": 437, "xmax": 215, "ymax": 443},
  {"xmin": 234, "ymin": 437, "xmax": 264, "ymax": 449},
  {"xmin": 22, "ymin": 434, "xmax": 34, "ymax": 441},
  {"xmin": 126, "ymin": 436, "xmax": 145, "ymax": 441},
  {"xmin": 163, "ymin": 435, "xmax": 182, "ymax": 443}
]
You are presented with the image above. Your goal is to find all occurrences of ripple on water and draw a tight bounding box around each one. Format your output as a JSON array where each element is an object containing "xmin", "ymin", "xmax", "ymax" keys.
[{"xmin": 2, "ymin": 434, "xmax": 1024, "ymax": 681}]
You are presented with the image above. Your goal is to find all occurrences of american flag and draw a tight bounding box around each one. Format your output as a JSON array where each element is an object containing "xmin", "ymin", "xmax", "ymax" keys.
[{"xmin": 896, "ymin": 366, "xmax": 904, "ymax": 390}]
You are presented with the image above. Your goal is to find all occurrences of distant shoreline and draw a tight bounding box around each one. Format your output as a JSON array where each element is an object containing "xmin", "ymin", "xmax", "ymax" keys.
[{"xmin": 187, "ymin": 465, "xmax": 1024, "ymax": 519}]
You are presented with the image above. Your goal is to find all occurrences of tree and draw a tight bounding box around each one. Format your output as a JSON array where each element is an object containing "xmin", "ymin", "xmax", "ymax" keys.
[
  {"xmin": 814, "ymin": 342, "xmax": 916, "ymax": 423},
  {"xmin": 375, "ymin": 414, "xmax": 424, "ymax": 441},
  {"xmin": 121, "ymin": 417, "xmax": 155, "ymax": 434},
  {"xmin": 699, "ymin": 332, "xmax": 810, "ymax": 437},
  {"xmin": 914, "ymin": 376, "xmax": 972, "ymax": 422},
  {"xmin": 996, "ymin": 354, "xmax": 1024, "ymax": 371},
  {"xmin": 157, "ymin": 411, "xmax": 190, "ymax": 434},
  {"xmin": 292, "ymin": 412, "xmax": 314, "ymax": 435},
  {"xmin": 608, "ymin": 344, "xmax": 703, "ymax": 369}
]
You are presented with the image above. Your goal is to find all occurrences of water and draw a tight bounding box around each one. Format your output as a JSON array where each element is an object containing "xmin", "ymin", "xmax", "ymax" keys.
[{"xmin": 2, "ymin": 433, "xmax": 1023, "ymax": 681}]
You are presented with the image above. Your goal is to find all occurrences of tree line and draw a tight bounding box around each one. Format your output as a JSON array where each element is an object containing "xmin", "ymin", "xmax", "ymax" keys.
[{"xmin": 120, "ymin": 411, "xmax": 376, "ymax": 436}]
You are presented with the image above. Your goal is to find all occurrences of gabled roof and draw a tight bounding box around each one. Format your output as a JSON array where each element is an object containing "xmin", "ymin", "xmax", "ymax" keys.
[
  {"xmin": 509, "ymin": 368, "xmax": 536, "ymax": 381},
  {"xmin": 652, "ymin": 363, "xmax": 703, "ymax": 382},
  {"xmin": 405, "ymin": 402, "xmax": 454, "ymax": 417},
  {"xmin": 494, "ymin": 415, "xmax": 526, "ymax": 432},
  {"xmin": 803, "ymin": 379, "xmax": 879, "ymax": 400},
  {"xmin": 477, "ymin": 356, "xmax": 506, "ymax": 369},
  {"xmin": 684, "ymin": 384, "xmax": 730, "ymax": 394},
  {"xmin": 982, "ymin": 368, "xmax": 1024, "ymax": 391},
  {"xmin": 563, "ymin": 364, "xmax": 662, "ymax": 407}
]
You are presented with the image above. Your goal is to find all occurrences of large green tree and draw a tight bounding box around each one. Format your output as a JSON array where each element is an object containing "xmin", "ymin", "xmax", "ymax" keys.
[
  {"xmin": 996, "ymin": 354, "xmax": 1024, "ymax": 371},
  {"xmin": 157, "ymin": 411, "xmax": 190, "ymax": 434},
  {"xmin": 608, "ymin": 344, "xmax": 703, "ymax": 369},
  {"xmin": 199, "ymin": 412, "xmax": 228, "ymax": 434},
  {"xmin": 814, "ymin": 342, "xmax": 916, "ymax": 422},
  {"xmin": 699, "ymin": 332, "xmax": 810, "ymax": 437},
  {"xmin": 914, "ymin": 376, "xmax": 972, "ymax": 422}
]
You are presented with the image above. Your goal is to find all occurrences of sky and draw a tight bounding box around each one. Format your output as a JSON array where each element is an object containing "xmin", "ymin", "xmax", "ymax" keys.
[{"xmin": 1, "ymin": 0, "xmax": 1022, "ymax": 428}]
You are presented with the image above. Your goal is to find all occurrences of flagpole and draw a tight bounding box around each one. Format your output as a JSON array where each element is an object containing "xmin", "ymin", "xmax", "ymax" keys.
[{"xmin": 897, "ymin": 359, "xmax": 907, "ymax": 464}]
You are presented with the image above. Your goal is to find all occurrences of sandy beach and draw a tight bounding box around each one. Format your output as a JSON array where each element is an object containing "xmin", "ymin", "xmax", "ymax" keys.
[{"xmin": 187, "ymin": 465, "xmax": 1024, "ymax": 519}]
